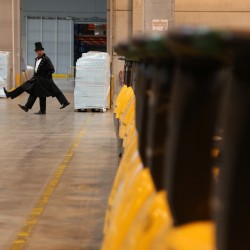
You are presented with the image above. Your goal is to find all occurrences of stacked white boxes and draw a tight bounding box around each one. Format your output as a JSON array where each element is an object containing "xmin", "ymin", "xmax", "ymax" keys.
[
  {"xmin": 74, "ymin": 51, "xmax": 110, "ymax": 110},
  {"xmin": 0, "ymin": 51, "xmax": 10, "ymax": 98},
  {"xmin": 24, "ymin": 66, "xmax": 34, "ymax": 81}
]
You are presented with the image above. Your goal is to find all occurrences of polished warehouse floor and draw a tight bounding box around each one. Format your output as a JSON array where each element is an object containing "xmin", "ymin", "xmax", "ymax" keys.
[{"xmin": 0, "ymin": 92, "xmax": 118, "ymax": 250}]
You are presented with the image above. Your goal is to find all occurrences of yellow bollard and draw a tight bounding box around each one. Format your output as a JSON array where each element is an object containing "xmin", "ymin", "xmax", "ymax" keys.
[
  {"xmin": 103, "ymin": 134, "xmax": 139, "ymax": 234},
  {"xmin": 119, "ymin": 95, "xmax": 135, "ymax": 140},
  {"xmin": 167, "ymin": 222, "xmax": 215, "ymax": 250},
  {"xmin": 121, "ymin": 191, "xmax": 172, "ymax": 250},
  {"xmin": 114, "ymin": 85, "xmax": 127, "ymax": 116},
  {"xmin": 102, "ymin": 168, "xmax": 156, "ymax": 250},
  {"xmin": 116, "ymin": 87, "xmax": 134, "ymax": 120},
  {"xmin": 123, "ymin": 120, "xmax": 136, "ymax": 149}
]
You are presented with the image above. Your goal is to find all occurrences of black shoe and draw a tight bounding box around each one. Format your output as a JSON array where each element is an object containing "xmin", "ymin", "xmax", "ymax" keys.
[
  {"xmin": 18, "ymin": 104, "xmax": 28, "ymax": 112},
  {"xmin": 60, "ymin": 102, "xmax": 70, "ymax": 109},
  {"xmin": 3, "ymin": 87, "xmax": 10, "ymax": 98},
  {"xmin": 34, "ymin": 110, "xmax": 46, "ymax": 115}
]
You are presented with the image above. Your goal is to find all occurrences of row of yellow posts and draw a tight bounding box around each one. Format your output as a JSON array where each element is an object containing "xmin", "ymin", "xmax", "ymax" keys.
[
  {"xmin": 103, "ymin": 84, "xmax": 172, "ymax": 250},
  {"xmin": 102, "ymin": 26, "xmax": 250, "ymax": 250},
  {"xmin": 103, "ymin": 87, "xmax": 213, "ymax": 250}
]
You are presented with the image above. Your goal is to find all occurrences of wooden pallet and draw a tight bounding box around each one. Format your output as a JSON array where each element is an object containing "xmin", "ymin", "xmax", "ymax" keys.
[{"xmin": 74, "ymin": 108, "xmax": 107, "ymax": 113}]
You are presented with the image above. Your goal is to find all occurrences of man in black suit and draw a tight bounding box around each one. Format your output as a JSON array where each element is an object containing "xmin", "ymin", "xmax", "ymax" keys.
[{"xmin": 4, "ymin": 42, "xmax": 70, "ymax": 114}]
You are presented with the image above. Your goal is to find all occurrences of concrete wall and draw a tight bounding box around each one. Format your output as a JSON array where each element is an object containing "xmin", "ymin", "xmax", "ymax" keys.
[
  {"xmin": 109, "ymin": 0, "xmax": 175, "ymax": 98},
  {"xmin": 108, "ymin": 0, "xmax": 133, "ymax": 96},
  {"xmin": 0, "ymin": 2, "xmax": 12, "ymax": 51},
  {"xmin": 22, "ymin": 0, "xmax": 107, "ymax": 40},
  {"xmin": 175, "ymin": 1, "xmax": 250, "ymax": 29},
  {"xmin": 21, "ymin": 0, "xmax": 107, "ymax": 75},
  {"xmin": 133, "ymin": 0, "xmax": 144, "ymax": 34},
  {"xmin": 144, "ymin": 0, "xmax": 175, "ymax": 33},
  {"xmin": 0, "ymin": 0, "xmax": 21, "ymax": 88},
  {"xmin": 22, "ymin": 0, "xmax": 106, "ymax": 19}
]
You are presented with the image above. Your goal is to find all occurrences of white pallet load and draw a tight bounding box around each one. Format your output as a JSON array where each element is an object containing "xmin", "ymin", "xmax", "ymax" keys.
[
  {"xmin": 24, "ymin": 65, "xmax": 34, "ymax": 81},
  {"xmin": 74, "ymin": 51, "xmax": 110, "ymax": 111},
  {"xmin": 0, "ymin": 51, "xmax": 10, "ymax": 98}
]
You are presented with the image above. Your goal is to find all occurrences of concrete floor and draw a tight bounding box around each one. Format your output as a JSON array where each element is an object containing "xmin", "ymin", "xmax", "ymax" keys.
[{"xmin": 0, "ymin": 91, "xmax": 118, "ymax": 250}]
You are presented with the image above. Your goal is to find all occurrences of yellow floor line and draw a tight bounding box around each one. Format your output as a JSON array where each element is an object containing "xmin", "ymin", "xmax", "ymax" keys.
[{"xmin": 10, "ymin": 115, "xmax": 92, "ymax": 250}]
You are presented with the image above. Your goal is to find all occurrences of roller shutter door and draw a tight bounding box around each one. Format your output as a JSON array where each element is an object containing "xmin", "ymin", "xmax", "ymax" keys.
[{"xmin": 24, "ymin": 17, "xmax": 73, "ymax": 74}]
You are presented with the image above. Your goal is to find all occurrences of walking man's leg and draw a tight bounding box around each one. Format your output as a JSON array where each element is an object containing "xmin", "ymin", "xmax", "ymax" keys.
[
  {"xmin": 18, "ymin": 95, "xmax": 37, "ymax": 112},
  {"xmin": 55, "ymin": 90, "xmax": 70, "ymax": 109},
  {"xmin": 4, "ymin": 86, "xmax": 25, "ymax": 99},
  {"xmin": 34, "ymin": 97, "xmax": 46, "ymax": 114},
  {"xmin": 40, "ymin": 97, "xmax": 46, "ymax": 113}
]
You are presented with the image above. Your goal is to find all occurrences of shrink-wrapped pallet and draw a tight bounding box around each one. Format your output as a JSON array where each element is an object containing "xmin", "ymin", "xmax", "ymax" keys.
[
  {"xmin": 74, "ymin": 51, "xmax": 110, "ymax": 110},
  {"xmin": 25, "ymin": 66, "xmax": 34, "ymax": 81},
  {"xmin": 0, "ymin": 51, "xmax": 10, "ymax": 98}
]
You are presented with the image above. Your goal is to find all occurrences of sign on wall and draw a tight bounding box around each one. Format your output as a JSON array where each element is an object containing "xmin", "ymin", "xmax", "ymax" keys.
[{"xmin": 152, "ymin": 19, "xmax": 168, "ymax": 31}]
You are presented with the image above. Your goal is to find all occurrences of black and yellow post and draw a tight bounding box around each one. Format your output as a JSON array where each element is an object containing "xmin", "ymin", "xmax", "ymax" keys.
[{"xmin": 216, "ymin": 30, "xmax": 250, "ymax": 250}]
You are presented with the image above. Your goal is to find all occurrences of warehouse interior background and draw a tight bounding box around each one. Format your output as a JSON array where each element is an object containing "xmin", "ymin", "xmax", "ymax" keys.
[
  {"xmin": 1, "ymin": 1, "xmax": 250, "ymax": 250},
  {"xmin": 1, "ymin": 0, "xmax": 250, "ymax": 98}
]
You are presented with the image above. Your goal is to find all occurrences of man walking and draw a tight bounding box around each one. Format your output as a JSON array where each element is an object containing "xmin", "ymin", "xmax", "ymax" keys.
[{"xmin": 4, "ymin": 42, "xmax": 70, "ymax": 114}]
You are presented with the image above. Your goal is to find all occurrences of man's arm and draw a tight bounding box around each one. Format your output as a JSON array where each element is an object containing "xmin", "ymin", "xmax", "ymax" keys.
[{"xmin": 45, "ymin": 56, "xmax": 55, "ymax": 79}]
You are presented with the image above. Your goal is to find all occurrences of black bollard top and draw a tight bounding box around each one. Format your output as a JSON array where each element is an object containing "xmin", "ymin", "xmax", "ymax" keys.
[
  {"xmin": 225, "ymin": 29, "xmax": 250, "ymax": 47},
  {"xmin": 219, "ymin": 29, "xmax": 250, "ymax": 79},
  {"xmin": 114, "ymin": 40, "xmax": 140, "ymax": 61},
  {"xmin": 133, "ymin": 34, "xmax": 171, "ymax": 59},
  {"xmin": 114, "ymin": 33, "xmax": 172, "ymax": 61},
  {"xmin": 114, "ymin": 26, "xmax": 236, "ymax": 62},
  {"xmin": 167, "ymin": 26, "xmax": 231, "ymax": 61}
]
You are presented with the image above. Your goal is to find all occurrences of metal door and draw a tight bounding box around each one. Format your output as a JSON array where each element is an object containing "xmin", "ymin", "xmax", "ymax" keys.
[{"xmin": 23, "ymin": 17, "xmax": 73, "ymax": 74}]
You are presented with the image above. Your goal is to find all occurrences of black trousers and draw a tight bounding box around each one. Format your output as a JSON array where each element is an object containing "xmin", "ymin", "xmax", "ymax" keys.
[
  {"xmin": 25, "ymin": 96, "xmax": 46, "ymax": 112},
  {"xmin": 54, "ymin": 92, "xmax": 68, "ymax": 105},
  {"xmin": 9, "ymin": 86, "xmax": 25, "ymax": 99},
  {"xmin": 25, "ymin": 92, "xmax": 68, "ymax": 112},
  {"xmin": 9, "ymin": 86, "xmax": 68, "ymax": 112}
]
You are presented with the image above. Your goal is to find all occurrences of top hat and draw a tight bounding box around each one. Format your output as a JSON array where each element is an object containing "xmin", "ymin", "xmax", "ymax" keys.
[{"xmin": 34, "ymin": 42, "xmax": 44, "ymax": 51}]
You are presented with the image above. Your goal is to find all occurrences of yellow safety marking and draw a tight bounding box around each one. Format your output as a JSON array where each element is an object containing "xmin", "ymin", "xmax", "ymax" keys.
[
  {"xmin": 10, "ymin": 115, "xmax": 92, "ymax": 250},
  {"xmin": 52, "ymin": 74, "xmax": 68, "ymax": 78}
]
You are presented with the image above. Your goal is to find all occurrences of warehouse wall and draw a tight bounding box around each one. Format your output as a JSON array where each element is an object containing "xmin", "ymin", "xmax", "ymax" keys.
[
  {"xmin": 107, "ymin": 0, "xmax": 133, "ymax": 98},
  {"xmin": 22, "ymin": 0, "xmax": 107, "ymax": 38},
  {"xmin": 21, "ymin": 0, "xmax": 107, "ymax": 75},
  {"xmin": 0, "ymin": 0, "xmax": 21, "ymax": 89},
  {"xmin": 22, "ymin": 0, "xmax": 106, "ymax": 19},
  {"xmin": 144, "ymin": 0, "xmax": 175, "ymax": 33},
  {"xmin": 108, "ymin": 0, "xmax": 175, "ymax": 98},
  {"xmin": 0, "ymin": 2, "xmax": 12, "ymax": 51},
  {"xmin": 175, "ymin": 0, "xmax": 250, "ymax": 29}
]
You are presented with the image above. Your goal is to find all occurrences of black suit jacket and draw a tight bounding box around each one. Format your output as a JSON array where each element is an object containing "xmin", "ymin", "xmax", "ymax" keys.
[{"xmin": 21, "ymin": 53, "xmax": 61, "ymax": 97}]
